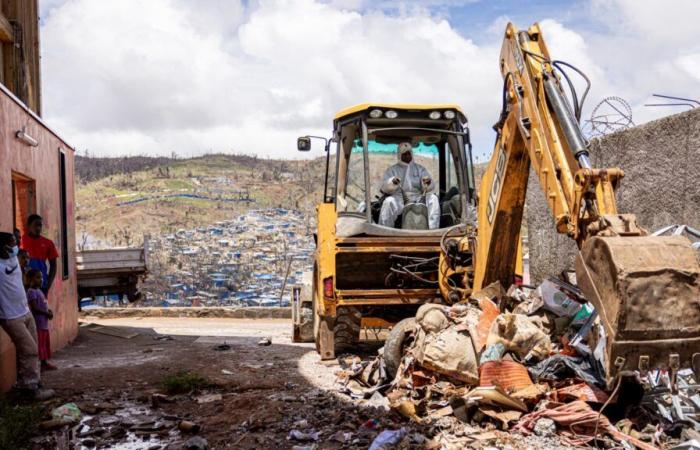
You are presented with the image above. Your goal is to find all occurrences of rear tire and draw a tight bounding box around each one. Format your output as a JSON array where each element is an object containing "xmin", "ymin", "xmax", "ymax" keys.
[
  {"xmin": 296, "ymin": 303, "xmax": 314, "ymax": 343},
  {"xmin": 333, "ymin": 306, "xmax": 362, "ymax": 353},
  {"xmin": 384, "ymin": 317, "xmax": 416, "ymax": 380}
]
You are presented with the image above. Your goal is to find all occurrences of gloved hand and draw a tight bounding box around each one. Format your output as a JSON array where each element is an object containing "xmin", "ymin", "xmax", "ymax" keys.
[{"xmin": 382, "ymin": 177, "xmax": 401, "ymax": 194}]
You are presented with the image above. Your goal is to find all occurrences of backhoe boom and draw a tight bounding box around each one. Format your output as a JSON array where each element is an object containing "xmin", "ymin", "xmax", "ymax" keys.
[{"xmin": 474, "ymin": 23, "xmax": 700, "ymax": 387}]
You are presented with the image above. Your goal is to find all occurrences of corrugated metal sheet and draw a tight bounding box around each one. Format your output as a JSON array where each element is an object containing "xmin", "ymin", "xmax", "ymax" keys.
[{"xmin": 479, "ymin": 360, "xmax": 533, "ymax": 392}]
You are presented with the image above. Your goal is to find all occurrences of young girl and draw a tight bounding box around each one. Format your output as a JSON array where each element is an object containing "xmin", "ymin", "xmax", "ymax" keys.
[{"xmin": 26, "ymin": 269, "xmax": 57, "ymax": 371}]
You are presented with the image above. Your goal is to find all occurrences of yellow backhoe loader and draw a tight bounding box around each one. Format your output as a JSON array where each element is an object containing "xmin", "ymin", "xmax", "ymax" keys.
[{"xmin": 293, "ymin": 22, "xmax": 700, "ymax": 388}]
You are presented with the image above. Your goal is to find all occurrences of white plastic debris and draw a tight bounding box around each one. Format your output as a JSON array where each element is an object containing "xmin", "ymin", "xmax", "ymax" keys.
[
  {"xmin": 288, "ymin": 429, "xmax": 320, "ymax": 442},
  {"xmin": 536, "ymin": 279, "xmax": 582, "ymax": 318},
  {"xmin": 369, "ymin": 427, "xmax": 408, "ymax": 450}
]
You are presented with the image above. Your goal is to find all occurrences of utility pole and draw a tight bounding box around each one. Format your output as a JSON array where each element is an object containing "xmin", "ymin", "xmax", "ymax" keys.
[{"xmin": 279, "ymin": 258, "xmax": 293, "ymax": 307}]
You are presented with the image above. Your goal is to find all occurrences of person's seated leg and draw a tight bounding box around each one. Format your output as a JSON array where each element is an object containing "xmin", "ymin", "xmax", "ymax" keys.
[
  {"xmin": 426, "ymin": 193, "xmax": 441, "ymax": 229},
  {"xmin": 379, "ymin": 194, "xmax": 404, "ymax": 228}
]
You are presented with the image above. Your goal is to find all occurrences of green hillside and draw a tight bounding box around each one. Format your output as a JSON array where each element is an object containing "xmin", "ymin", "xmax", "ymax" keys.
[
  {"xmin": 75, "ymin": 154, "xmax": 326, "ymax": 248},
  {"xmin": 75, "ymin": 153, "xmax": 488, "ymax": 248}
]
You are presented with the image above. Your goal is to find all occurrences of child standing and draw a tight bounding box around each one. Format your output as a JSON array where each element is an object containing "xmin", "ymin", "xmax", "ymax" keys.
[{"xmin": 26, "ymin": 269, "xmax": 57, "ymax": 371}]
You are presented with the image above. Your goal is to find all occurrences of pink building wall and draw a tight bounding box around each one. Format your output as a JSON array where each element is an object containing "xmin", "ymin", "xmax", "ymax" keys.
[{"xmin": 0, "ymin": 84, "xmax": 78, "ymax": 391}]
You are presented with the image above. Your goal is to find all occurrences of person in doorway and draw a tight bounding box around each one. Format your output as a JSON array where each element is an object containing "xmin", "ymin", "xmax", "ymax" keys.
[
  {"xmin": 0, "ymin": 232, "xmax": 52, "ymax": 399},
  {"xmin": 378, "ymin": 142, "xmax": 440, "ymax": 229},
  {"xmin": 21, "ymin": 215, "xmax": 58, "ymax": 296},
  {"xmin": 26, "ymin": 269, "xmax": 56, "ymax": 371}
]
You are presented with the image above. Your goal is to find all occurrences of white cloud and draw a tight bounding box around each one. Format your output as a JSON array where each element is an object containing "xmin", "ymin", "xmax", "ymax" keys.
[
  {"xmin": 42, "ymin": 0, "xmax": 502, "ymax": 158},
  {"xmin": 585, "ymin": 0, "xmax": 700, "ymax": 123},
  {"xmin": 40, "ymin": 0, "xmax": 700, "ymax": 159},
  {"xmin": 676, "ymin": 54, "xmax": 700, "ymax": 83}
]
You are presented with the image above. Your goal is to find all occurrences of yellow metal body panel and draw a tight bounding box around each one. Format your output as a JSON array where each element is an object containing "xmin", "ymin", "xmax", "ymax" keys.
[
  {"xmin": 314, "ymin": 203, "xmax": 337, "ymax": 317},
  {"xmin": 334, "ymin": 103, "xmax": 465, "ymax": 121},
  {"xmin": 314, "ymin": 202, "xmax": 442, "ymax": 318}
]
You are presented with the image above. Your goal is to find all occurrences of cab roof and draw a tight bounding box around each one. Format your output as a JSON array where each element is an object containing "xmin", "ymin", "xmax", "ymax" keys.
[{"xmin": 333, "ymin": 103, "xmax": 466, "ymax": 121}]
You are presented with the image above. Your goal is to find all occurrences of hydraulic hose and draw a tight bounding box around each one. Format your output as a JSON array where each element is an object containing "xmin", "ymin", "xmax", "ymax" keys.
[{"xmin": 543, "ymin": 75, "xmax": 591, "ymax": 169}]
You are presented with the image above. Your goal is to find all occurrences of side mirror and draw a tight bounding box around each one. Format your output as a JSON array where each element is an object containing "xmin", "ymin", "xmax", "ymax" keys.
[{"xmin": 297, "ymin": 137, "xmax": 311, "ymax": 152}]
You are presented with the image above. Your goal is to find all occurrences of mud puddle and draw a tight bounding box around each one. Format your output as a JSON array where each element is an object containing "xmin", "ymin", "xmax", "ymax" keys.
[{"xmin": 34, "ymin": 396, "xmax": 188, "ymax": 450}]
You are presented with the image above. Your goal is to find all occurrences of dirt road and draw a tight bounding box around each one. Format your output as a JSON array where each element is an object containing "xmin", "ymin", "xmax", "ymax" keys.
[
  {"xmin": 33, "ymin": 317, "xmax": 407, "ymax": 449},
  {"xmin": 29, "ymin": 317, "xmax": 570, "ymax": 449}
]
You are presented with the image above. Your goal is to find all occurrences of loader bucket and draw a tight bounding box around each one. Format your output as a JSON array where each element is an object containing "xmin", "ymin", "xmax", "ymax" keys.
[{"xmin": 575, "ymin": 235, "xmax": 700, "ymax": 388}]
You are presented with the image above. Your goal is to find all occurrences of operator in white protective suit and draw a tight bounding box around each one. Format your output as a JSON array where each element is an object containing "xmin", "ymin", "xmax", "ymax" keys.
[{"xmin": 378, "ymin": 142, "xmax": 440, "ymax": 229}]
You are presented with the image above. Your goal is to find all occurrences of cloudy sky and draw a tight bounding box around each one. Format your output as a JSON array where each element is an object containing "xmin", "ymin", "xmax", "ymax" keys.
[{"xmin": 39, "ymin": 0, "xmax": 700, "ymax": 160}]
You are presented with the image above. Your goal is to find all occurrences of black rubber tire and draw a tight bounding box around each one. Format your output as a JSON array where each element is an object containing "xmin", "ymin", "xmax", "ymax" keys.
[
  {"xmin": 384, "ymin": 317, "xmax": 416, "ymax": 380},
  {"xmin": 297, "ymin": 303, "xmax": 314, "ymax": 343},
  {"xmin": 333, "ymin": 307, "xmax": 362, "ymax": 352}
]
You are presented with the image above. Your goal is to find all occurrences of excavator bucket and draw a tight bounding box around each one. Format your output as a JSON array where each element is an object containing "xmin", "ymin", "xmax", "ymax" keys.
[{"xmin": 575, "ymin": 235, "xmax": 700, "ymax": 387}]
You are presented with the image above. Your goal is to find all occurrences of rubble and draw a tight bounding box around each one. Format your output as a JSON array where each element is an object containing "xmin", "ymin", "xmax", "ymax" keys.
[
  {"xmin": 334, "ymin": 274, "xmax": 700, "ymax": 448},
  {"xmin": 135, "ymin": 208, "xmax": 314, "ymax": 308},
  {"xmin": 288, "ymin": 429, "xmax": 320, "ymax": 442},
  {"xmin": 51, "ymin": 402, "xmax": 82, "ymax": 424},
  {"xmin": 368, "ymin": 427, "xmax": 408, "ymax": 449},
  {"xmin": 183, "ymin": 436, "xmax": 209, "ymax": 450},
  {"xmin": 257, "ymin": 336, "xmax": 272, "ymax": 346},
  {"xmin": 178, "ymin": 420, "xmax": 201, "ymax": 433}
]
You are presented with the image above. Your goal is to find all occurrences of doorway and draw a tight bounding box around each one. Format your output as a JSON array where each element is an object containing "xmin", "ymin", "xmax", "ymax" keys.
[{"xmin": 11, "ymin": 172, "xmax": 36, "ymax": 239}]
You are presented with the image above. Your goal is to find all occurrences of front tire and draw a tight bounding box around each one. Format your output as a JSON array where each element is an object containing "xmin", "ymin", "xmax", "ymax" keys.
[{"xmin": 333, "ymin": 306, "xmax": 361, "ymax": 353}]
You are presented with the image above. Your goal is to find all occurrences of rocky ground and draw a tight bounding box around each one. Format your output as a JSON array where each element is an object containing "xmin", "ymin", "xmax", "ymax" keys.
[{"xmin": 22, "ymin": 317, "xmax": 572, "ymax": 449}]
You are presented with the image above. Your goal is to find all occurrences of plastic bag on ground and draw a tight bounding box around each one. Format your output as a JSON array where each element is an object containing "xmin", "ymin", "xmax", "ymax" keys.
[
  {"xmin": 536, "ymin": 279, "xmax": 583, "ymax": 318},
  {"xmin": 51, "ymin": 402, "xmax": 82, "ymax": 423},
  {"xmin": 288, "ymin": 430, "xmax": 320, "ymax": 442},
  {"xmin": 528, "ymin": 354, "xmax": 603, "ymax": 387},
  {"xmin": 369, "ymin": 428, "xmax": 408, "ymax": 450}
]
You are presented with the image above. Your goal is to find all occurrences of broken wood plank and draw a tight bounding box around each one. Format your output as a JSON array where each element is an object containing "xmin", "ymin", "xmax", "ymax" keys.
[{"xmin": 89, "ymin": 326, "xmax": 140, "ymax": 339}]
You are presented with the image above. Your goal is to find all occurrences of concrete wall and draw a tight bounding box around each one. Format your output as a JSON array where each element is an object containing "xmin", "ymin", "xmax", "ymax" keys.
[
  {"xmin": 82, "ymin": 307, "xmax": 292, "ymax": 320},
  {"xmin": 0, "ymin": 85, "xmax": 78, "ymax": 390},
  {"xmin": 527, "ymin": 108, "xmax": 700, "ymax": 284}
]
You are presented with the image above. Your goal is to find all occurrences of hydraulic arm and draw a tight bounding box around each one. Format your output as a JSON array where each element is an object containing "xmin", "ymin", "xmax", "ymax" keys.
[{"xmin": 475, "ymin": 23, "xmax": 700, "ymax": 387}]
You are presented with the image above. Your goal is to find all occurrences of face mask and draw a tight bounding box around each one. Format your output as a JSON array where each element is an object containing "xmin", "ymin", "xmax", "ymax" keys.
[{"xmin": 7, "ymin": 246, "xmax": 19, "ymax": 257}]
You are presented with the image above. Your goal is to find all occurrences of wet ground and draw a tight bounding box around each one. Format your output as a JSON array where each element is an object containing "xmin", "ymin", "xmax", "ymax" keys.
[
  {"xmin": 27, "ymin": 317, "xmax": 581, "ymax": 449},
  {"xmin": 30, "ymin": 318, "xmax": 409, "ymax": 449}
]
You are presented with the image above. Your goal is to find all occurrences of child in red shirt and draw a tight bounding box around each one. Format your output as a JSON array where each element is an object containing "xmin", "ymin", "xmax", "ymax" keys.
[
  {"xmin": 21, "ymin": 215, "xmax": 59, "ymax": 296},
  {"xmin": 26, "ymin": 269, "xmax": 56, "ymax": 371}
]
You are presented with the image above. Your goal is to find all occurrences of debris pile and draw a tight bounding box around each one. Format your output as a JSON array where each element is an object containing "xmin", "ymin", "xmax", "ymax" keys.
[
  {"xmin": 136, "ymin": 208, "xmax": 313, "ymax": 308},
  {"xmin": 336, "ymin": 276, "xmax": 700, "ymax": 449}
]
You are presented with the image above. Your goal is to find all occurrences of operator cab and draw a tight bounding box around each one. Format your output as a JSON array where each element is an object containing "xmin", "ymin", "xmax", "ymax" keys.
[{"xmin": 299, "ymin": 104, "xmax": 476, "ymax": 237}]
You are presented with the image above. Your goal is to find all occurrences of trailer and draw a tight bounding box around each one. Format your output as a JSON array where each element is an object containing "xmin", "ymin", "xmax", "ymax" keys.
[{"xmin": 76, "ymin": 240, "xmax": 148, "ymax": 308}]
